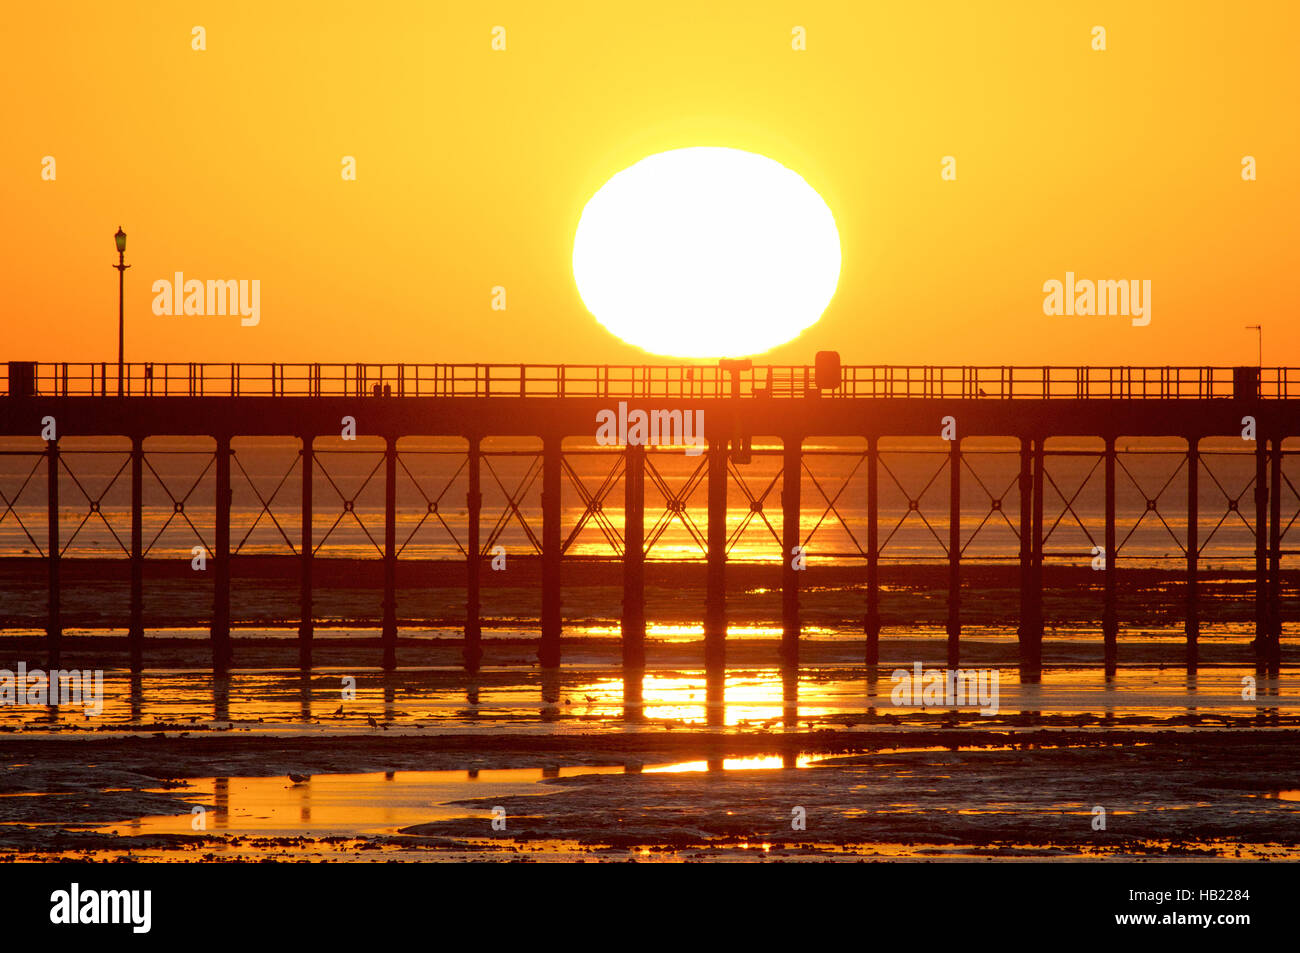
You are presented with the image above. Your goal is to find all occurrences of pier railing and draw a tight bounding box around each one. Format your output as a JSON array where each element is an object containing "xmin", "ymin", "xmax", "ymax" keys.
[{"xmin": 1, "ymin": 361, "xmax": 1287, "ymax": 400}]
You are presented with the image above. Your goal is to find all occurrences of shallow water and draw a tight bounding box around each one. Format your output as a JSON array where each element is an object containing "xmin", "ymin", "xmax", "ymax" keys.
[
  {"xmin": 82, "ymin": 756, "xmax": 834, "ymax": 840},
  {"xmin": 90, "ymin": 766, "xmax": 633, "ymax": 838},
  {"xmin": 2, "ymin": 663, "xmax": 1296, "ymax": 734}
]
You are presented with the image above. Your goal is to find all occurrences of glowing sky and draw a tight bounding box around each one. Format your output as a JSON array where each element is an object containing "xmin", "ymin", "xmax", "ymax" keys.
[{"xmin": 1, "ymin": 1, "xmax": 1296, "ymax": 365}]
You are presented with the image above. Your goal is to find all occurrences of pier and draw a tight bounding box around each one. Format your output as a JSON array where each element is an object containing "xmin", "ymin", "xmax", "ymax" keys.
[{"xmin": 1, "ymin": 361, "xmax": 1292, "ymax": 679}]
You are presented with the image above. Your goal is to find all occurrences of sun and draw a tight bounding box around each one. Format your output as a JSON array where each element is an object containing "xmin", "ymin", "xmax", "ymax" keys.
[{"xmin": 572, "ymin": 147, "xmax": 841, "ymax": 358}]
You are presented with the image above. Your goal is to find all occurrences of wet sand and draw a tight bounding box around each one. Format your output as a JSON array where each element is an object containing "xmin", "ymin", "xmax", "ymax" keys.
[
  {"xmin": 2, "ymin": 642, "xmax": 1298, "ymax": 861},
  {"xmin": 2, "ymin": 728, "xmax": 1299, "ymax": 862}
]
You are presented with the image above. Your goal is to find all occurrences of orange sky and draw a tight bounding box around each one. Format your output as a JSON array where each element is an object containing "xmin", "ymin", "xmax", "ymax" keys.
[{"xmin": 2, "ymin": 1, "xmax": 1296, "ymax": 366}]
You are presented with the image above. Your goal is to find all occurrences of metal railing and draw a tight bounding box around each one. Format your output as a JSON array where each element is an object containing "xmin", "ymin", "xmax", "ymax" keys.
[{"xmin": 0, "ymin": 361, "xmax": 1288, "ymax": 400}]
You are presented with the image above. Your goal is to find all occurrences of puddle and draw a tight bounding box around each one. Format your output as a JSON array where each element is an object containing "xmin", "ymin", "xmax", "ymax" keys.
[
  {"xmin": 87, "ymin": 765, "xmax": 632, "ymax": 838},
  {"xmin": 86, "ymin": 754, "xmax": 849, "ymax": 838}
]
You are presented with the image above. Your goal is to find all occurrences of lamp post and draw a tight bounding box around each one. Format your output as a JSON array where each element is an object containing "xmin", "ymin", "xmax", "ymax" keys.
[
  {"xmin": 114, "ymin": 227, "xmax": 130, "ymax": 396},
  {"xmin": 1246, "ymin": 324, "xmax": 1262, "ymax": 368}
]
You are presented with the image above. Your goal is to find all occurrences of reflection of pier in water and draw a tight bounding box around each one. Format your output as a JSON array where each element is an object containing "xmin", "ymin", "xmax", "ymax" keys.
[
  {"xmin": 18, "ymin": 667, "xmax": 1295, "ymax": 732},
  {"xmin": 1, "ymin": 361, "xmax": 1293, "ymax": 688}
]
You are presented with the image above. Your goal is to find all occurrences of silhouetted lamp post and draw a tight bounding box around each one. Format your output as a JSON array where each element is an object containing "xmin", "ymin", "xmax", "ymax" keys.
[
  {"xmin": 114, "ymin": 226, "xmax": 130, "ymax": 395},
  {"xmin": 1246, "ymin": 324, "xmax": 1262, "ymax": 368}
]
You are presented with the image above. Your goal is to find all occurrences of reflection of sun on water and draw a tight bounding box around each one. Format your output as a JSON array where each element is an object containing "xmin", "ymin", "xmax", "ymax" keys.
[
  {"xmin": 646, "ymin": 755, "xmax": 822, "ymax": 773},
  {"xmin": 570, "ymin": 671, "xmax": 838, "ymax": 725},
  {"xmin": 5, "ymin": 667, "xmax": 1294, "ymax": 734},
  {"xmin": 574, "ymin": 623, "xmax": 838, "ymax": 643}
]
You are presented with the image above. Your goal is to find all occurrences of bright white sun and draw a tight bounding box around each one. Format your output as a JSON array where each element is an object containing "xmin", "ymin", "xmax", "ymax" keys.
[{"xmin": 572, "ymin": 147, "xmax": 841, "ymax": 358}]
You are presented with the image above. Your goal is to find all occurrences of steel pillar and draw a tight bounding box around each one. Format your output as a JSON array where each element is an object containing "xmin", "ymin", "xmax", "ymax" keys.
[
  {"xmin": 781, "ymin": 437, "xmax": 801, "ymax": 670},
  {"xmin": 46, "ymin": 438, "xmax": 60, "ymax": 669},
  {"xmin": 1017, "ymin": 438, "xmax": 1032, "ymax": 676},
  {"xmin": 705, "ymin": 437, "xmax": 727, "ymax": 672},
  {"xmin": 1255, "ymin": 435, "xmax": 1268, "ymax": 671},
  {"xmin": 622, "ymin": 443, "xmax": 646, "ymax": 672},
  {"xmin": 1103, "ymin": 437, "xmax": 1117, "ymax": 673},
  {"xmin": 212, "ymin": 435, "xmax": 232, "ymax": 673},
  {"xmin": 382, "ymin": 436, "xmax": 397, "ymax": 671},
  {"xmin": 299, "ymin": 435, "xmax": 313, "ymax": 670},
  {"xmin": 1030, "ymin": 437, "xmax": 1045, "ymax": 676},
  {"xmin": 947, "ymin": 435, "xmax": 961, "ymax": 668},
  {"xmin": 1268, "ymin": 436, "xmax": 1282, "ymax": 672},
  {"xmin": 1185, "ymin": 437, "xmax": 1198, "ymax": 669},
  {"xmin": 129, "ymin": 435, "xmax": 143, "ymax": 671},
  {"xmin": 465, "ymin": 437, "xmax": 483, "ymax": 672},
  {"xmin": 865, "ymin": 436, "xmax": 880, "ymax": 667},
  {"xmin": 539, "ymin": 435, "xmax": 562, "ymax": 668}
]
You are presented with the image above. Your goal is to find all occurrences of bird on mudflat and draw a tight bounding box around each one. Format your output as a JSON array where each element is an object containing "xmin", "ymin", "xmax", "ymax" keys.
[{"xmin": 288, "ymin": 773, "xmax": 310, "ymax": 784}]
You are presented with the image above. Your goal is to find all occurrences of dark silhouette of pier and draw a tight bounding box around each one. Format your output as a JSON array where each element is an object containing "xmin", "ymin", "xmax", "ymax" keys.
[{"xmin": 1, "ymin": 360, "xmax": 1291, "ymax": 680}]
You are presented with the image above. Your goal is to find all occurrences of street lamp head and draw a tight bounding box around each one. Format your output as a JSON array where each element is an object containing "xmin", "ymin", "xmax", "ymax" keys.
[{"xmin": 114, "ymin": 226, "xmax": 127, "ymax": 254}]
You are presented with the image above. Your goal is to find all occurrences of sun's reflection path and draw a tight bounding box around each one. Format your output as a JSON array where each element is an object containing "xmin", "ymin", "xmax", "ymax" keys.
[{"xmin": 622, "ymin": 668, "xmax": 645, "ymax": 724}]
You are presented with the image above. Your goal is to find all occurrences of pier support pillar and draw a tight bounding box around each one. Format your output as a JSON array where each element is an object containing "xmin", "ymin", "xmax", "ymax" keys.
[
  {"xmin": 1185, "ymin": 438, "xmax": 1199, "ymax": 670},
  {"xmin": 212, "ymin": 435, "xmax": 232, "ymax": 674},
  {"xmin": 781, "ymin": 437, "xmax": 801, "ymax": 670},
  {"xmin": 299, "ymin": 435, "xmax": 313, "ymax": 671},
  {"xmin": 705, "ymin": 437, "xmax": 728, "ymax": 673},
  {"xmin": 947, "ymin": 435, "xmax": 961, "ymax": 669},
  {"xmin": 129, "ymin": 436, "xmax": 143, "ymax": 672},
  {"xmin": 1255, "ymin": 435, "xmax": 1268, "ymax": 672},
  {"xmin": 865, "ymin": 436, "xmax": 880, "ymax": 667},
  {"xmin": 622, "ymin": 443, "xmax": 646, "ymax": 672},
  {"xmin": 1029, "ymin": 437, "xmax": 1045, "ymax": 677},
  {"xmin": 539, "ymin": 435, "xmax": 562, "ymax": 668},
  {"xmin": 465, "ymin": 437, "xmax": 483, "ymax": 673},
  {"xmin": 382, "ymin": 436, "xmax": 397, "ymax": 671},
  {"xmin": 1103, "ymin": 437, "xmax": 1118, "ymax": 675},
  {"xmin": 46, "ymin": 438, "xmax": 60, "ymax": 670},
  {"xmin": 1268, "ymin": 436, "xmax": 1282, "ymax": 673},
  {"xmin": 1016, "ymin": 438, "xmax": 1033, "ymax": 678}
]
